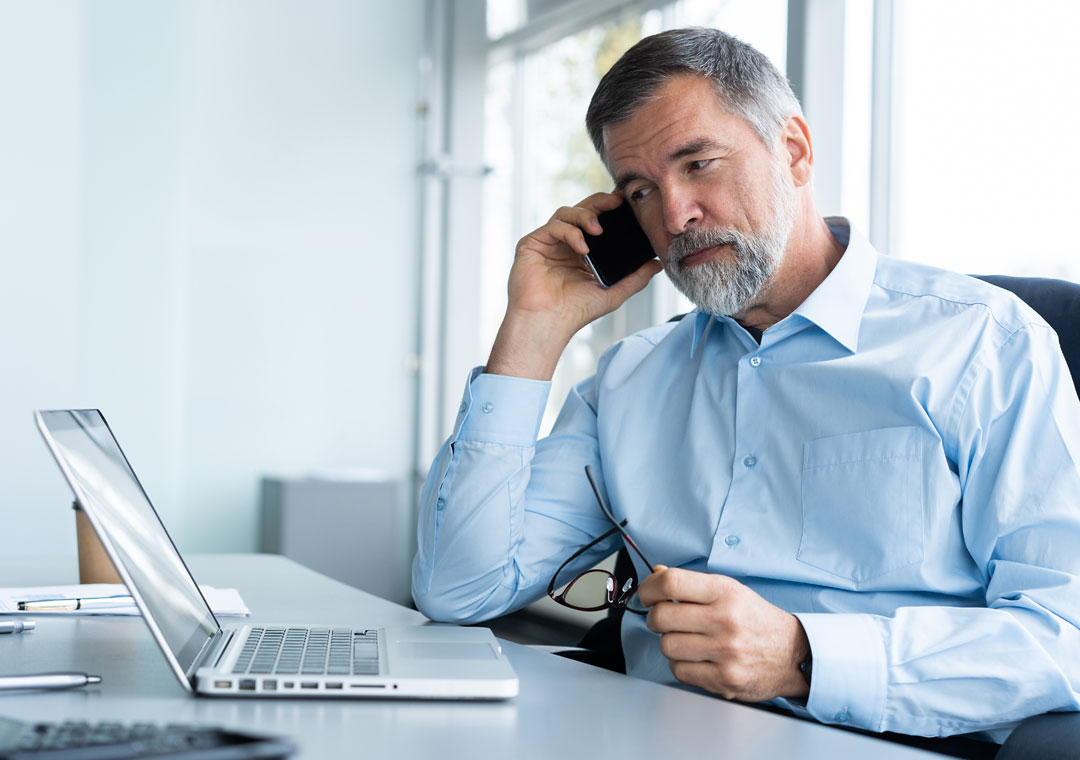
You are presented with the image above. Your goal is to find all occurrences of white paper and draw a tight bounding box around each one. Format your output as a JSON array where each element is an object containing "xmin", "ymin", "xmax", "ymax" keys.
[{"xmin": 0, "ymin": 584, "xmax": 250, "ymax": 616}]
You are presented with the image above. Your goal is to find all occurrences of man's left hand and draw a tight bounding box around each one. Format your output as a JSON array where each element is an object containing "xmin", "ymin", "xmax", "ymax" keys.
[{"xmin": 637, "ymin": 565, "xmax": 811, "ymax": 702}]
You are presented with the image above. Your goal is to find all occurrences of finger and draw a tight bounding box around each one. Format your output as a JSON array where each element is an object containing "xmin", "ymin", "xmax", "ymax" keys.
[
  {"xmin": 637, "ymin": 567, "xmax": 735, "ymax": 606},
  {"xmin": 668, "ymin": 660, "xmax": 729, "ymax": 696},
  {"xmin": 606, "ymin": 259, "xmax": 663, "ymax": 301},
  {"xmin": 575, "ymin": 191, "xmax": 624, "ymax": 216},
  {"xmin": 646, "ymin": 599, "xmax": 726, "ymax": 636},
  {"xmin": 527, "ymin": 218, "xmax": 592, "ymax": 256},
  {"xmin": 549, "ymin": 205, "xmax": 604, "ymax": 237},
  {"xmin": 658, "ymin": 631, "xmax": 716, "ymax": 663}
]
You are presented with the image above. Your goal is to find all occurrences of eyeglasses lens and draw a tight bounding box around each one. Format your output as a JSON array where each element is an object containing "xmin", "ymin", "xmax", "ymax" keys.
[{"xmin": 562, "ymin": 569, "xmax": 614, "ymax": 611}]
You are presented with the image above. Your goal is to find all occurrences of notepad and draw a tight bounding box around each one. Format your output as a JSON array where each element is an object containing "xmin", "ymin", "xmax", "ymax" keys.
[{"xmin": 0, "ymin": 584, "xmax": 250, "ymax": 616}]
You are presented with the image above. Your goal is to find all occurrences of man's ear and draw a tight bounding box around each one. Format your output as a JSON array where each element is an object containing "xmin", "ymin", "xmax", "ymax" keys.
[{"xmin": 782, "ymin": 115, "xmax": 813, "ymax": 187}]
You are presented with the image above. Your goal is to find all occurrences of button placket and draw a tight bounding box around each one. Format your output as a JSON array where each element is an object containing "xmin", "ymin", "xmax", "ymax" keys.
[{"xmin": 712, "ymin": 347, "xmax": 769, "ymax": 566}]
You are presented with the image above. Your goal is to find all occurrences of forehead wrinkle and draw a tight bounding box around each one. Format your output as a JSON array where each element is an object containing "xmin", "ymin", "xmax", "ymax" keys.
[{"xmin": 606, "ymin": 109, "xmax": 689, "ymax": 184}]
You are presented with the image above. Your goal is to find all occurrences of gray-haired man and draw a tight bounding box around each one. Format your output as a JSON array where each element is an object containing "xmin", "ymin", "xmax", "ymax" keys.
[{"xmin": 412, "ymin": 28, "xmax": 1080, "ymax": 744}]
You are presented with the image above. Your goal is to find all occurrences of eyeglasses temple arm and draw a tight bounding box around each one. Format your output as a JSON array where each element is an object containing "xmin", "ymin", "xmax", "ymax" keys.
[
  {"xmin": 584, "ymin": 465, "xmax": 656, "ymax": 570},
  {"xmin": 621, "ymin": 532, "xmax": 655, "ymax": 573}
]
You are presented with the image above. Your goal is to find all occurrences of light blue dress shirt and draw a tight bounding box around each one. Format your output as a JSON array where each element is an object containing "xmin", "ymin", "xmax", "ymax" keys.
[{"xmin": 412, "ymin": 220, "xmax": 1080, "ymax": 740}]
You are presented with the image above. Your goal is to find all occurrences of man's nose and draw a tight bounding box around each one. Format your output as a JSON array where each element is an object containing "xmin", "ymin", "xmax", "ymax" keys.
[{"xmin": 661, "ymin": 188, "xmax": 702, "ymax": 236}]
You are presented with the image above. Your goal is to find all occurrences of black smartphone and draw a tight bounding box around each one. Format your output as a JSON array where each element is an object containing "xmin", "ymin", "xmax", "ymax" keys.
[{"xmin": 583, "ymin": 202, "xmax": 657, "ymax": 288}]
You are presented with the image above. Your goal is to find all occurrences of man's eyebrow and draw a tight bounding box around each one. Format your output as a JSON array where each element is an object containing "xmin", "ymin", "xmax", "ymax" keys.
[
  {"xmin": 612, "ymin": 138, "xmax": 733, "ymax": 193},
  {"xmin": 613, "ymin": 171, "xmax": 645, "ymax": 195},
  {"xmin": 668, "ymin": 137, "xmax": 732, "ymax": 161}
]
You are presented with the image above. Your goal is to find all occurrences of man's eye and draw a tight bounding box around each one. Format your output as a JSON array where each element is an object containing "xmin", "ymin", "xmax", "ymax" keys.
[
  {"xmin": 688, "ymin": 159, "xmax": 713, "ymax": 171},
  {"xmin": 629, "ymin": 186, "xmax": 652, "ymax": 201}
]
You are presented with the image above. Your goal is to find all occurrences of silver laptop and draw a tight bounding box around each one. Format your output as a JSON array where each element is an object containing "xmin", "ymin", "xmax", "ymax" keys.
[{"xmin": 35, "ymin": 409, "xmax": 518, "ymax": 700}]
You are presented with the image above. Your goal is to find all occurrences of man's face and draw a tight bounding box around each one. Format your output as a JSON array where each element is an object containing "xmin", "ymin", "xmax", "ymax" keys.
[{"xmin": 603, "ymin": 74, "xmax": 797, "ymax": 317}]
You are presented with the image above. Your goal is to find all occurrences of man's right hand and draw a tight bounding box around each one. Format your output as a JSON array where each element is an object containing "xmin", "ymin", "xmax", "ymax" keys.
[{"xmin": 485, "ymin": 192, "xmax": 663, "ymax": 380}]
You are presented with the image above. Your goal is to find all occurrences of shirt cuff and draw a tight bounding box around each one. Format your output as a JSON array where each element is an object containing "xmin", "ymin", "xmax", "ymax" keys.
[
  {"xmin": 453, "ymin": 366, "xmax": 551, "ymax": 447},
  {"xmin": 793, "ymin": 612, "xmax": 887, "ymax": 732}
]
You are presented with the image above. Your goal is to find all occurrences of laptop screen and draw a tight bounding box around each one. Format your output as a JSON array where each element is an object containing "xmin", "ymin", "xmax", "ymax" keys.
[{"xmin": 36, "ymin": 410, "xmax": 218, "ymax": 678}]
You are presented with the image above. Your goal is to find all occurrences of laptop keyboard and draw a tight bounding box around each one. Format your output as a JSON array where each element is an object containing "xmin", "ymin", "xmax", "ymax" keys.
[{"xmin": 232, "ymin": 628, "xmax": 380, "ymax": 676}]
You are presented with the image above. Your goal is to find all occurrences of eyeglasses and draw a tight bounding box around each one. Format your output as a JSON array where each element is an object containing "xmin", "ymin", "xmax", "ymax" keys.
[{"xmin": 546, "ymin": 465, "xmax": 655, "ymax": 615}]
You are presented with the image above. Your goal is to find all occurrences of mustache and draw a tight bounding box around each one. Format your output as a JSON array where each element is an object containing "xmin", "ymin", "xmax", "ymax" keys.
[{"xmin": 667, "ymin": 227, "xmax": 746, "ymax": 266}]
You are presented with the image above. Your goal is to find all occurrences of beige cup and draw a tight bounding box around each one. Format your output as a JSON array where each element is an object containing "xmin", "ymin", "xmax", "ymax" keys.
[{"xmin": 74, "ymin": 503, "xmax": 122, "ymax": 584}]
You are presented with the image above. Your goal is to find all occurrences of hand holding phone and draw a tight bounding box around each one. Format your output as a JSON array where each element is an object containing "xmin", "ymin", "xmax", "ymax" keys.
[
  {"xmin": 583, "ymin": 202, "xmax": 658, "ymax": 288},
  {"xmin": 486, "ymin": 193, "xmax": 661, "ymax": 381}
]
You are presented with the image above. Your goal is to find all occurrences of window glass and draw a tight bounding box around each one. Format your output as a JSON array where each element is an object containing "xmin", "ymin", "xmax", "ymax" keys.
[
  {"xmin": 891, "ymin": 1, "xmax": 1080, "ymax": 280},
  {"xmin": 840, "ymin": 0, "xmax": 872, "ymax": 237},
  {"xmin": 487, "ymin": 0, "xmax": 527, "ymax": 40},
  {"xmin": 480, "ymin": 59, "xmax": 516, "ymax": 353},
  {"xmin": 488, "ymin": 0, "xmax": 587, "ymax": 41},
  {"xmin": 675, "ymin": 0, "xmax": 787, "ymax": 72}
]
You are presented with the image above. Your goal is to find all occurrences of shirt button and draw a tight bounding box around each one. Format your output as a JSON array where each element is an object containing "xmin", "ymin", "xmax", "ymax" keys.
[
  {"xmin": 749, "ymin": 356, "xmax": 762, "ymax": 367},
  {"xmin": 724, "ymin": 535, "xmax": 740, "ymax": 547},
  {"xmin": 436, "ymin": 498, "xmax": 446, "ymax": 511},
  {"xmin": 835, "ymin": 708, "xmax": 849, "ymax": 723},
  {"xmin": 481, "ymin": 402, "xmax": 494, "ymax": 413},
  {"xmin": 458, "ymin": 403, "xmax": 466, "ymax": 414},
  {"xmin": 743, "ymin": 455, "xmax": 756, "ymax": 468}
]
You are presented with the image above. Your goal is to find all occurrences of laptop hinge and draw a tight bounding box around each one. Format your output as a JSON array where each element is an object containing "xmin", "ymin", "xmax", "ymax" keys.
[{"xmin": 189, "ymin": 628, "xmax": 234, "ymax": 680}]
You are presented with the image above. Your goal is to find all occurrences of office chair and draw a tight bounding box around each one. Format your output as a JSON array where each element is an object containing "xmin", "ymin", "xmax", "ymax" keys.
[{"xmin": 561, "ymin": 274, "xmax": 1080, "ymax": 760}]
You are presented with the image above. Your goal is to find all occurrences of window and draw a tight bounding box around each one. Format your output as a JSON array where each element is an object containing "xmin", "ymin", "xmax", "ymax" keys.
[{"xmin": 888, "ymin": 1, "xmax": 1080, "ymax": 280}]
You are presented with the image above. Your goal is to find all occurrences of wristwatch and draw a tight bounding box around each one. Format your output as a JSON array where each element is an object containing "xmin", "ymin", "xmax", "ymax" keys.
[{"xmin": 798, "ymin": 652, "xmax": 813, "ymax": 687}]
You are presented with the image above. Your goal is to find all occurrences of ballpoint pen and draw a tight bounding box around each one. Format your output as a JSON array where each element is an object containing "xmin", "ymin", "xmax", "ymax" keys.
[
  {"xmin": 0, "ymin": 620, "xmax": 35, "ymax": 635},
  {"xmin": 0, "ymin": 673, "xmax": 102, "ymax": 691},
  {"xmin": 16, "ymin": 595, "xmax": 135, "ymax": 612}
]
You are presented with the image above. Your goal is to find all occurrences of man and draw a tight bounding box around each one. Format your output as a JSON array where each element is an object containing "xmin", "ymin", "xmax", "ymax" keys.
[{"xmin": 412, "ymin": 28, "xmax": 1080, "ymax": 742}]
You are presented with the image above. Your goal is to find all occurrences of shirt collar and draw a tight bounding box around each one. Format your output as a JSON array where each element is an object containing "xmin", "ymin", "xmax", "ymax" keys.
[
  {"xmin": 688, "ymin": 217, "xmax": 877, "ymax": 357},
  {"xmin": 787, "ymin": 217, "xmax": 876, "ymax": 354},
  {"xmin": 689, "ymin": 310, "xmax": 712, "ymax": 357}
]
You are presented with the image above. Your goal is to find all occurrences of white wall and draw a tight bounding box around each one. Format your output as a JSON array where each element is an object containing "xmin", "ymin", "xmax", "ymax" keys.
[{"xmin": 0, "ymin": 0, "xmax": 423, "ymax": 557}]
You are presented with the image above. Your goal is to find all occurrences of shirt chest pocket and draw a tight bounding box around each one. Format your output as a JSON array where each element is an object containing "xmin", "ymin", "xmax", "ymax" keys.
[{"xmin": 797, "ymin": 426, "xmax": 924, "ymax": 585}]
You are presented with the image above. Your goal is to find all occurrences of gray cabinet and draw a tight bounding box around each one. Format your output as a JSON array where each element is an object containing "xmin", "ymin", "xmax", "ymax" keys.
[{"xmin": 258, "ymin": 476, "xmax": 410, "ymax": 605}]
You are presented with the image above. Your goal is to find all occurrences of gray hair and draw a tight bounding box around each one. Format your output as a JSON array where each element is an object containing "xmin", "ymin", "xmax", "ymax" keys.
[{"xmin": 585, "ymin": 27, "xmax": 802, "ymax": 168}]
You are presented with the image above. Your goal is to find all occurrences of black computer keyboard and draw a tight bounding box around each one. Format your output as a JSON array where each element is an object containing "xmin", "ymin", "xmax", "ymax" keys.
[{"xmin": 0, "ymin": 716, "xmax": 295, "ymax": 760}]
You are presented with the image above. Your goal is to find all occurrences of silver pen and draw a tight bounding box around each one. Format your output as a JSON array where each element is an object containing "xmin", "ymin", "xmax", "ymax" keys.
[
  {"xmin": 0, "ymin": 620, "xmax": 35, "ymax": 634},
  {"xmin": 17, "ymin": 595, "xmax": 134, "ymax": 612},
  {"xmin": 0, "ymin": 672, "xmax": 102, "ymax": 691}
]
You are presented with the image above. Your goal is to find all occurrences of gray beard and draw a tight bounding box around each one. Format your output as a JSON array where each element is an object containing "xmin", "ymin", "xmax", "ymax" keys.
[{"xmin": 664, "ymin": 164, "xmax": 796, "ymax": 317}]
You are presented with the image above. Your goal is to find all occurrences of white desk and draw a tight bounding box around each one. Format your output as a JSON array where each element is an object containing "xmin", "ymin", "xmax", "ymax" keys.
[{"xmin": 0, "ymin": 554, "xmax": 936, "ymax": 758}]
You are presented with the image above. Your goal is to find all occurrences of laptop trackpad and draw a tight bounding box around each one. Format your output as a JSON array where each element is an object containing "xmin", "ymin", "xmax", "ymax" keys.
[{"xmin": 397, "ymin": 642, "xmax": 497, "ymax": 660}]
